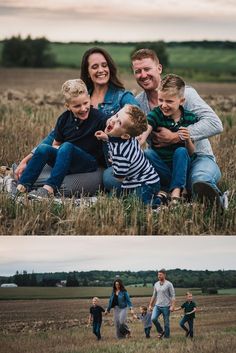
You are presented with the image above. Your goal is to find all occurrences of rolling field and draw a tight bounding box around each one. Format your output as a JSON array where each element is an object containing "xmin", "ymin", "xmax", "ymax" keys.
[
  {"xmin": 0, "ymin": 69, "xmax": 235, "ymax": 235},
  {"xmin": 0, "ymin": 294, "xmax": 235, "ymax": 353}
]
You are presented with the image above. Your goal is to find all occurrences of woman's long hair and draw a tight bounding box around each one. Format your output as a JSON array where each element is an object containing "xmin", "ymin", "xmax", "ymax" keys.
[
  {"xmin": 80, "ymin": 47, "xmax": 124, "ymax": 91},
  {"xmin": 112, "ymin": 278, "xmax": 126, "ymax": 292}
]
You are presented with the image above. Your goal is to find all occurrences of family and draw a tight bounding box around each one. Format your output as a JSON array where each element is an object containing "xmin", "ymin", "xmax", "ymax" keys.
[
  {"xmin": 14, "ymin": 47, "xmax": 226, "ymax": 209},
  {"xmin": 88, "ymin": 270, "xmax": 197, "ymax": 341}
]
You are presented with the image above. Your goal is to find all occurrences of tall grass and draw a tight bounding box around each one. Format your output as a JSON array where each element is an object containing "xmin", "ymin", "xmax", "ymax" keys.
[{"xmin": 0, "ymin": 93, "xmax": 235, "ymax": 235}]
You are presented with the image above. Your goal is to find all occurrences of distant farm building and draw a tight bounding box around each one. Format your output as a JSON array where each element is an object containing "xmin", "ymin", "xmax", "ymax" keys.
[{"xmin": 1, "ymin": 283, "xmax": 18, "ymax": 288}]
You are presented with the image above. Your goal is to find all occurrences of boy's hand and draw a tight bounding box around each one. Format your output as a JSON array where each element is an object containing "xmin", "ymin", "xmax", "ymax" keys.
[
  {"xmin": 95, "ymin": 130, "xmax": 108, "ymax": 141},
  {"xmin": 14, "ymin": 161, "xmax": 27, "ymax": 180},
  {"xmin": 148, "ymin": 305, "xmax": 153, "ymax": 311},
  {"xmin": 178, "ymin": 127, "xmax": 190, "ymax": 141},
  {"xmin": 136, "ymin": 133, "xmax": 146, "ymax": 147}
]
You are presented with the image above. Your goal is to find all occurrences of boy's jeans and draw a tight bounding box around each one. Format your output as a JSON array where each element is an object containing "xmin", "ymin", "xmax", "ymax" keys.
[
  {"xmin": 151, "ymin": 305, "xmax": 170, "ymax": 338},
  {"xmin": 144, "ymin": 326, "xmax": 151, "ymax": 338},
  {"xmin": 92, "ymin": 321, "xmax": 102, "ymax": 339},
  {"xmin": 180, "ymin": 316, "xmax": 194, "ymax": 337},
  {"xmin": 144, "ymin": 147, "xmax": 190, "ymax": 193},
  {"xmin": 19, "ymin": 142, "xmax": 97, "ymax": 191},
  {"xmin": 132, "ymin": 181, "xmax": 161, "ymax": 206}
]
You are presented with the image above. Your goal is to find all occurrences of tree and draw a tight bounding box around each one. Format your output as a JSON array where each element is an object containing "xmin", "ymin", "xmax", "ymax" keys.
[
  {"xmin": 131, "ymin": 41, "xmax": 169, "ymax": 68},
  {"xmin": 1, "ymin": 35, "xmax": 56, "ymax": 67}
]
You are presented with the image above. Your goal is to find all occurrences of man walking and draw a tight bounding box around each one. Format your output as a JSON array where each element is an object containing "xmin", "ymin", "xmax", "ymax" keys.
[{"xmin": 148, "ymin": 269, "xmax": 175, "ymax": 338}]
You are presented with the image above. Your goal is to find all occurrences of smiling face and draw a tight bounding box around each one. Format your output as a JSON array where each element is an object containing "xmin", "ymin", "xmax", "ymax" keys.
[
  {"xmin": 132, "ymin": 57, "xmax": 162, "ymax": 91},
  {"xmin": 158, "ymin": 90, "xmax": 185, "ymax": 120},
  {"xmin": 88, "ymin": 53, "xmax": 110, "ymax": 87},
  {"xmin": 92, "ymin": 297, "xmax": 99, "ymax": 306},
  {"xmin": 186, "ymin": 293, "xmax": 193, "ymax": 302},
  {"xmin": 66, "ymin": 93, "xmax": 91, "ymax": 120},
  {"xmin": 105, "ymin": 106, "xmax": 133, "ymax": 139}
]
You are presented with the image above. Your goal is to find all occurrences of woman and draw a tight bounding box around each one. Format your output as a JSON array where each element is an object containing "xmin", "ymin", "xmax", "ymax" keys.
[
  {"xmin": 14, "ymin": 48, "xmax": 138, "ymax": 196},
  {"xmin": 106, "ymin": 279, "xmax": 134, "ymax": 339}
]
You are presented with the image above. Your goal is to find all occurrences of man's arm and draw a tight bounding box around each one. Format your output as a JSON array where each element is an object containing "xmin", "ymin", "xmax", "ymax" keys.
[{"xmin": 184, "ymin": 86, "xmax": 223, "ymax": 141}]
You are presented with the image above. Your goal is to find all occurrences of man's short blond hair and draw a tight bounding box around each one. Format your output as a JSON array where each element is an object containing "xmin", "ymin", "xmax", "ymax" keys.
[
  {"xmin": 159, "ymin": 74, "xmax": 185, "ymax": 97},
  {"xmin": 125, "ymin": 105, "xmax": 148, "ymax": 137},
  {"xmin": 131, "ymin": 48, "xmax": 160, "ymax": 64},
  {"xmin": 62, "ymin": 79, "xmax": 88, "ymax": 103}
]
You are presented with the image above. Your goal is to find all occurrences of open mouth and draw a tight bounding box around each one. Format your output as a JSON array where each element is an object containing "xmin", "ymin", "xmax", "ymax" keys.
[{"xmin": 105, "ymin": 124, "xmax": 113, "ymax": 133}]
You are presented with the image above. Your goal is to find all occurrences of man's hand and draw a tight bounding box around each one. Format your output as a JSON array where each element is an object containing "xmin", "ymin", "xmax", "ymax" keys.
[
  {"xmin": 152, "ymin": 127, "xmax": 180, "ymax": 148},
  {"xmin": 170, "ymin": 305, "xmax": 175, "ymax": 312}
]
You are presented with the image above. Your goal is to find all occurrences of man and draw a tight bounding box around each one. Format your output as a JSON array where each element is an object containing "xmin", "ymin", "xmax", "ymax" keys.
[
  {"xmin": 148, "ymin": 269, "xmax": 175, "ymax": 339},
  {"xmin": 104, "ymin": 48, "xmax": 227, "ymax": 208},
  {"xmin": 131, "ymin": 48, "xmax": 227, "ymax": 208}
]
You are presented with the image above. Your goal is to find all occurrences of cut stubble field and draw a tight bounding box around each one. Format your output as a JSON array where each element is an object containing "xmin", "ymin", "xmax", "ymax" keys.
[
  {"xmin": 0, "ymin": 294, "xmax": 235, "ymax": 353},
  {"xmin": 0, "ymin": 69, "xmax": 235, "ymax": 235}
]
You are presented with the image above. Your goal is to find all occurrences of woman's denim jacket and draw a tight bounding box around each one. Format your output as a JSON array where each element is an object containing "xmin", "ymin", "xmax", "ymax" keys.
[
  {"xmin": 32, "ymin": 84, "xmax": 139, "ymax": 153},
  {"xmin": 107, "ymin": 290, "xmax": 132, "ymax": 312}
]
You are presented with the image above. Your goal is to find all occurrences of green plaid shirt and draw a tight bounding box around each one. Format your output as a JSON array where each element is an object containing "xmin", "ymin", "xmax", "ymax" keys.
[{"xmin": 147, "ymin": 106, "xmax": 199, "ymax": 163}]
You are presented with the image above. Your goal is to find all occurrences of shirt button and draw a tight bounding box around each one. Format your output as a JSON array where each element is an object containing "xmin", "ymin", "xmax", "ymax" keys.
[
  {"xmin": 76, "ymin": 126, "xmax": 79, "ymax": 130},
  {"xmin": 111, "ymin": 110, "xmax": 114, "ymax": 113},
  {"xmin": 74, "ymin": 118, "xmax": 77, "ymax": 122}
]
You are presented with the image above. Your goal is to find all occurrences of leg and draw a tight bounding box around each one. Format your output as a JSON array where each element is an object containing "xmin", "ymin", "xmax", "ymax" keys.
[
  {"xmin": 113, "ymin": 306, "xmax": 123, "ymax": 339},
  {"xmin": 188, "ymin": 318, "xmax": 194, "ymax": 338},
  {"xmin": 45, "ymin": 142, "xmax": 97, "ymax": 192},
  {"xmin": 119, "ymin": 307, "xmax": 130, "ymax": 337},
  {"xmin": 134, "ymin": 182, "xmax": 161, "ymax": 207},
  {"xmin": 189, "ymin": 155, "xmax": 222, "ymax": 195},
  {"xmin": 18, "ymin": 144, "xmax": 58, "ymax": 190},
  {"xmin": 103, "ymin": 166, "xmax": 122, "ymax": 194},
  {"xmin": 145, "ymin": 327, "xmax": 151, "ymax": 338},
  {"xmin": 151, "ymin": 305, "xmax": 164, "ymax": 335},
  {"xmin": 144, "ymin": 148, "xmax": 172, "ymax": 192},
  {"xmin": 169, "ymin": 147, "xmax": 191, "ymax": 195},
  {"xmin": 161, "ymin": 306, "xmax": 170, "ymax": 338},
  {"xmin": 179, "ymin": 315, "xmax": 189, "ymax": 335},
  {"xmin": 96, "ymin": 322, "xmax": 102, "ymax": 340}
]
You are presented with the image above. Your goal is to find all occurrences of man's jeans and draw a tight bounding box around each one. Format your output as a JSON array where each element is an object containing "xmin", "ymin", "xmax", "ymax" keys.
[
  {"xmin": 92, "ymin": 321, "xmax": 102, "ymax": 339},
  {"xmin": 188, "ymin": 154, "xmax": 222, "ymax": 195},
  {"xmin": 151, "ymin": 305, "xmax": 170, "ymax": 338},
  {"xmin": 19, "ymin": 142, "xmax": 97, "ymax": 191},
  {"xmin": 144, "ymin": 147, "xmax": 190, "ymax": 193},
  {"xmin": 180, "ymin": 316, "xmax": 194, "ymax": 338}
]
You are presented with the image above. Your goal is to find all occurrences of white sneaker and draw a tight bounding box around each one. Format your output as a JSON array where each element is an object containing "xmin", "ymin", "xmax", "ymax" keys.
[{"xmin": 219, "ymin": 191, "xmax": 229, "ymax": 210}]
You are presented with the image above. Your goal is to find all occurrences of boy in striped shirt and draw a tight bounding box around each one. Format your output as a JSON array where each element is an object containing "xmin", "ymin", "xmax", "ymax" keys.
[
  {"xmin": 95, "ymin": 104, "xmax": 164, "ymax": 208},
  {"xmin": 138, "ymin": 74, "xmax": 199, "ymax": 203}
]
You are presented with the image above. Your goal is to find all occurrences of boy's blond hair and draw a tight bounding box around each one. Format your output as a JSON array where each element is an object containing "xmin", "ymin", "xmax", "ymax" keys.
[
  {"xmin": 140, "ymin": 305, "xmax": 148, "ymax": 312},
  {"xmin": 92, "ymin": 296, "xmax": 100, "ymax": 302},
  {"xmin": 159, "ymin": 74, "xmax": 185, "ymax": 98},
  {"xmin": 125, "ymin": 105, "xmax": 148, "ymax": 137},
  {"xmin": 62, "ymin": 79, "xmax": 88, "ymax": 103}
]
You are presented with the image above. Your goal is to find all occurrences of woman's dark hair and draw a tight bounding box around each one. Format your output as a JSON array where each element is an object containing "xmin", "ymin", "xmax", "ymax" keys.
[
  {"xmin": 80, "ymin": 47, "xmax": 124, "ymax": 91},
  {"xmin": 112, "ymin": 278, "xmax": 126, "ymax": 292}
]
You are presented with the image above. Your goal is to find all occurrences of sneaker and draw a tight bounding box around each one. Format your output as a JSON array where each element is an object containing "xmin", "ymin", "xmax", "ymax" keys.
[
  {"xmin": 219, "ymin": 191, "xmax": 229, "ymax": 210},
  {"xmin": 192, "ymin": 182, "xmax": 221, "ymax": 207},
  {"xmin": 185, "ymin": 330, "xmax": 190, "ymax": 337},
  {"xmin": 28, "ymin": 187, "xmax": 53, "ymax": 200}
]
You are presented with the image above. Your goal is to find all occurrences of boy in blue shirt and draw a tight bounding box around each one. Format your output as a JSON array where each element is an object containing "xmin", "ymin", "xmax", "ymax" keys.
[
  {"xmin": 133, "ymin": 306, "xmax": 152, "ymax": 338},
  {"xmin": 16, "ymin": 79, "xmax": 107, "ymax": 199},
  {"xmin": 175, "ymin": 292, "xmax": 197, "ymax": 338}
]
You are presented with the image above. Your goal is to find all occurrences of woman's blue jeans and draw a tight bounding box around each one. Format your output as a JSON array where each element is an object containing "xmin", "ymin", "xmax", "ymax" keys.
[
  {"xmin": 144, "ymin": 147, "xmax": 191, "ymax": 193},
  {"xmin": 19, "ymin": 142, "xmax": 97, "ymax": 191},
  {"xmin": 151, "ymin": 305, "xmax": 170, "ymax": 338}
]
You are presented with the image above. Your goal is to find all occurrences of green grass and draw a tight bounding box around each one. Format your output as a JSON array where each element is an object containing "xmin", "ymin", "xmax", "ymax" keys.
[
  {"xmin": 1, "ymin": 42, "xmax": 236, "ymax": 81},
  {"xmin": 218, "ymin": 288, "xmax": 236, "ymax": 295},
  {"xmin": 0, "ymin": 286, "xmax": 203, "ymax": 300}
]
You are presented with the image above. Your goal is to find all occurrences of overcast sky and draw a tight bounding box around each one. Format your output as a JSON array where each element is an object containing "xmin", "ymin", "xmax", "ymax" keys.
[
  {"xmin": 0, "ymin": 237, "xmax": 235, "ymax": 276},
  {"xmin": 0, "ymin": 0, "xmax": 235, "ymax": 42}
]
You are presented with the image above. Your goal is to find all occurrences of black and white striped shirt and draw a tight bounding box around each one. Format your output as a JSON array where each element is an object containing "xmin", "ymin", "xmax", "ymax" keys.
[{"xmin": 108, "ymin": 137, "xmax": 160, "ymax": 189}]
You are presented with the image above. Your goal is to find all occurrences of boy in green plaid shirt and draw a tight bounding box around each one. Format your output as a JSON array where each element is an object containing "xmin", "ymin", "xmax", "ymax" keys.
[{"xmin": 139, "ymin": 74, "xmax": 199, "ymax": 202}]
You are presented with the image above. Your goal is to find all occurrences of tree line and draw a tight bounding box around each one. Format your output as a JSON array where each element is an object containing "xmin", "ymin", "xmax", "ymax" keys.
[{"xmin": 1, "ymin": 269, "xmax": 235, "ymax": 289}]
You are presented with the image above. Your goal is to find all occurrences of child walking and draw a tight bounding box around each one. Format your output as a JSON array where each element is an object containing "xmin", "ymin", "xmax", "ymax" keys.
[
  {"xmin": 175, "ymin": 292, "xmax": 197, "ymax": 338},
  {"xmin": 133, "ymin": 306, "xmax": 152, "ymax": 338},
  {"xmin": 88, "ymin": 297, "xmax": 105, "ymax": 340}
]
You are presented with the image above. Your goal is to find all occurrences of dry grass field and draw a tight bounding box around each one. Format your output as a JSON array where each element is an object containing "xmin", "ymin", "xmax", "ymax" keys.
[
  {"xmin": 0, "ymin": 68, "xmax": 235, "ymax": 235},
  {"xmin": 0, "ymin": 294, "xmax": 235, "ymax": 353}
]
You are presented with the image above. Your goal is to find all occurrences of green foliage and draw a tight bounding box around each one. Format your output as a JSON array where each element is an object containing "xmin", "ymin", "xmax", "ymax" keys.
[
  {"xmin": 132, "ymin": 41, "xmax": 169, "ymax": 68},
  {"xmin": 1, "ymin": 35, "xmax": 56, "ymax": 67}
]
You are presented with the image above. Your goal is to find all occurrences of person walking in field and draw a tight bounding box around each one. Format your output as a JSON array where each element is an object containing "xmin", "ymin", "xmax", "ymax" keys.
[
  {"xmin": 105, "ymin": 279, "xmax": 134, "ymax": 339},
  {"xmin": 88, "ymin": 297, "xmax": 105, "ymax": 340},
  {"xmin": 103, "ymin": 48, "xmax": 228, "ymax": 210},
  {"xmin": 133, "ymin": 305, "xmax": 152, "ymax": 338},
  {"xmin": 174, "ymin": 291, "xmax": 197, "ymax": 338},
  {"xmin": 148, "ymin": 269, "xmax": 175, "ymax": 339}
]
